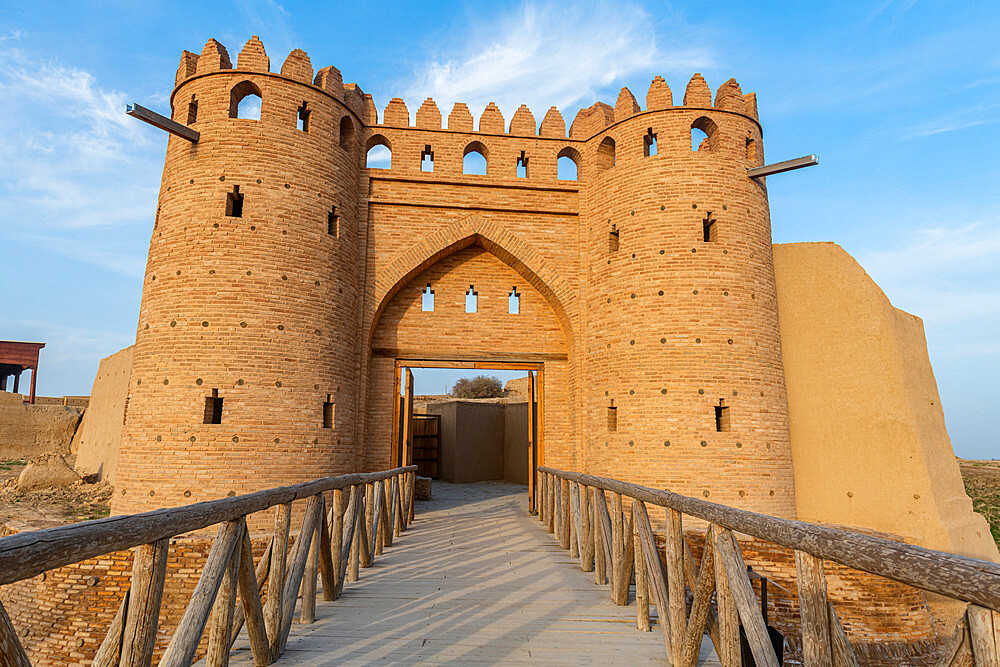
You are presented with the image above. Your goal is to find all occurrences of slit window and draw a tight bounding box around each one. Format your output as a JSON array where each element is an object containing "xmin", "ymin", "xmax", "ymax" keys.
[
  {"xmin": 609, "ymin": 224, "xmax": 620, "ymax": 252},
  {"xmin": 607, "ymin": 401, "xmax": 617, "ymax": 431},
  {"xmin": 328, "ymin": 207, "xmax": 339, "ymax": 237},
  {"xmin": 508, "ymin": 287, "xmax": 520, "ymax": 314},
  {"xmin": 421, "ymin": 145, "xmax": 434, "ymax": 172},
  {"xmin": 225, "ymin": 185, "xmax": 244, "ymax": 218},
  {"xmin": 323, "ymin": 395, "xmax": 335, "ymax": 429},
  {"xmin": 204, "ymin": 389, "xmax": 223, "ymax": 424},
  {"xmin": 516, "ymin": 151, "xmax": 528, "ymax": 178},
  {"xmin": 703, "ymin": 213, "xmax": 717, "ymax": 242},
  {"xmin": 465, "ymin": 285, "xmax": 478, "ymax": 313},
  {"xmin": 421, "ymin": 284, "xmax": 434, "ymax": 312},
  {"xmin": 187, "ymin": 95, "xmax": 198, "ymax": 124},
  {"xmin": 746, "ymin": 138, "xmax": 756, "ymax": 162},
  {"xmin": 297, "ymin": 101, "xmax": 310, "ymax": 132},
  {"xmin": 715, "ymin": 399, "xmax": 730, "ymax": 432},
  {"xmin": 643, "ymin": 128, "xmax": 657, "ymax": 156}
]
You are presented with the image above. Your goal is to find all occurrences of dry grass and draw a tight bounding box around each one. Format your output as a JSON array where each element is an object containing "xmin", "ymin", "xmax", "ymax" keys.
[{"xmin": 959, "ymin": 458, "xmax": 1000, "ymax": 549}]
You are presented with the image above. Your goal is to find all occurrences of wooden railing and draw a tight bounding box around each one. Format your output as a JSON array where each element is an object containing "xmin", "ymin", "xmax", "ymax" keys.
[
  {"xmin": 0, "ymin": 465, "xmax": 418, "ymax": 666},
  {"xmin": 536, "ymin": 467, "xmax": 1000, "ymax": 667}
]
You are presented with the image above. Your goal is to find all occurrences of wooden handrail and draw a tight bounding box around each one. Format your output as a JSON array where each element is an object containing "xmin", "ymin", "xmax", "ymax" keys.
[
  {"xmin": 0, "ymin": 466, "xmax": 416, "ymax": 586},
  {"xmin": 536, "ymin": 467, "xmax": 1000, "ymax": 666},
  {"xmin": 537, "ymin": 467, "xmax": 1000, "ymax": 612}
]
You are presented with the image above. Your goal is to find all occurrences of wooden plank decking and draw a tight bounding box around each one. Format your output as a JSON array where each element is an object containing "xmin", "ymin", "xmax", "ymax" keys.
[{"xmin": 225, "ymin": 481, "xmax": 719, "ymax": 665}]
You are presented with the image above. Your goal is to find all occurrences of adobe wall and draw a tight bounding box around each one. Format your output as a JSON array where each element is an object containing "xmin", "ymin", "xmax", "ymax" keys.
[
  {"xmin": 774, "ymin": 242, "xmax": 999, "ymax": 562},
  {"xmin": 72, "ymin": 345, "xmax": 134, "ymax": 482},
  {"xmin": 0, "ymin": 391, "xmax": 82, "ymax": 459},
  {"xmin": 504, "ymin": 402, "xmax": 530, "ymax": 484}
]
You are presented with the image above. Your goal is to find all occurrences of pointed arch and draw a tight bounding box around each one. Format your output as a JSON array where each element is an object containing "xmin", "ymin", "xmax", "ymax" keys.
[{"xmin": 369, "ymin": 214, "xmax": 576, "ymax": 351}]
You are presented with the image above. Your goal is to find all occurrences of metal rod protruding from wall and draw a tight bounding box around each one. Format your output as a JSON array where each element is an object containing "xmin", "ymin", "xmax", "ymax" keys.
[
  {"xmin": 748, "ymin": 154, "xmax": 818, "ymax": 179},
  {"xmin": 126, "ymin": 103, "xmax": 200, "ymax": 143}
]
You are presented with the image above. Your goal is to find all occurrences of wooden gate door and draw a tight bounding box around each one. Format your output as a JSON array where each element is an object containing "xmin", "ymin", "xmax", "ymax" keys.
[{"xmin": 412, "ymin": 414, "xmax": 441, "ymax": 478}]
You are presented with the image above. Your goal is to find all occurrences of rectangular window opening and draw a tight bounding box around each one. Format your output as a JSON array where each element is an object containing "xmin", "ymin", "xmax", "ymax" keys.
[
  {"xmin": 421, "ymin": 145, "xmax": 434, "ymax": 172},
  {"xmin": 465, "ymin": 285, "xmax": 478, "ymax": 313},
  {"xmin": 204, "ymin": 389, "xmax": 223, "ymax": 424},
  {"xmin": 609, "ymin": 225, "xmax": 620, "ymax": 253},
  {"xmin": 516, "ymin": 151, "xmax": 528, "ymax": 178},
  {"xmin": 297, "ymin": 102, "xmax": 310, "ymax": 132},
  {"xmin": 607, "ymin": 402, "xmax": 617, "ymax": 432},
  {"xmin": 421, "ymin": 284, "xmax": 435, "ymax": 312},
  {"xmin": 715, "ymin": 400, "xmax": 730, "ymax": 432},
  {"xmin": 187, "ymin": 95, "xmax": 198, "ymax": 125},
  {"xmin": 323, "ymin": 395, "xmax": 335, "ymax": 429},
  {"xmin": 328, "ymin": 206, "xmax": 339, "ymax": 237},
  {"xmin": 508, "ymin": 287, "xmax": 520, "ymax": 314},
  {"xmin": 226, "ymin": 185, "xmax": 244, "ymax": 218},
  {"xmin": 703, "ymin": 215, "xmax": 717, "ymax": 243}
]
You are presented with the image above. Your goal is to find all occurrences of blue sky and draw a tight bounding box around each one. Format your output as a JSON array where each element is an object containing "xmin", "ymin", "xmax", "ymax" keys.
[{"xmin": 0, "ymin": 1, "xmax": 997, "ymax": 458}]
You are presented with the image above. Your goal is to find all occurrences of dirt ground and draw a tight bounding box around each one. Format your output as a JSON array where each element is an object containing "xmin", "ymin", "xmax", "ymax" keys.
[
  {"xmin": 959, "ymin": 458, "xmax": 1000, "ymax": 549},
  {"xmin": 0, "ymin": 456, "xmax": 112, "ymax": 531}
]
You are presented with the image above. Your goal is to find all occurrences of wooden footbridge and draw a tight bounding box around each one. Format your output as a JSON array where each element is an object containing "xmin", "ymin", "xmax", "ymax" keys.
[{"xmin": 0, "ymin": 466, "xmax": 998, "ymax": 666}]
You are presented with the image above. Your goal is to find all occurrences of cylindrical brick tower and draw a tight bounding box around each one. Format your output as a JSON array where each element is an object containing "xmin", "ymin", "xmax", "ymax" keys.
[
  {"xmin": 113, "ymin": 37, "xmax": 365, "ymax": 518},
  {"xmin": 579, "ymin": 75, "xmax": 796, "ymax": 517}
]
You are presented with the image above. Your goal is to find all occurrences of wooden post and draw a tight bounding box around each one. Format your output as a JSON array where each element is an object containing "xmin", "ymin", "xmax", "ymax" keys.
[
  {"xmin": 264, "ymin": 503, "xmax": 291, "ymax": 655},
  {"xmin": 580, "ymin": 484, "xmax": 594, "ymax": 572},
  {"xmin": 230, "ymin": 536, "xmax": 272, "ymax": 649},
  {"xmin": 828, "ymin": 602, "xmax": 860, "ymax": 667},
  {"xmin": 93, "ymin": 590, "xmax": 130, "ymax": 666},
  {"xmin": 795, "ymin": 549, "xmax": 833, "ymax": 666},
  {"xmin": 0, "ymin": 599, "xmax": 31, "ymax": 667},
  {"xmin": 357, "ymin": 484, "xmax": 372, "ymax": 569},
  {"xmin": 340, "ymin": 485, "xmax": 360, "ymax": 591},
  {"xmin": 569, "ymin": 481, "xmax": 583, "ymax": 560},
  {"xmin": 330, "ymin": 489, "xmax": 344, "ymax": 598},
  {"xmin": 235, "ymin": 526, "xmax": 272, "ymax": 666},
  {"xmin": 207, "ymin": 523, "xmax": 242, "ymax": 667},
  {"xmin": 161, "ymin": 519, "xmax": 243, "ymax": 667},
  {"xmin": 547, "ymin": 473, "xmax": 556, "ymax": 533},
  {"xmin": 408, "ymin": 470, "xmax": 415, "ymax": 524},
  {"xmin": 371, "ymin": 479, "xmax": 385, "ymax": 557},
  {"xmin": 593, "ymin": 488, "xmax": 607, "ymax": 585},
  {"xmin": 278, "ymin": 496, "xmax": 322, "ymax": 653},
  {"xmin": 666, "ymin": 508, "xmax": 686, "ymax": 659},
  {"xmin": 317, "ymin": 496, "xmax": 337, "ymax": 602},
  {"xmin": 560, "ymin": 478, "xmax": 571, "ymax": 550},
  {"xmin": 392, "ymin": 474, "xmax": 402, "ymax": 538},
  {"xmin": 680, "ymin": 525, "xmax": 717, "ymax": 667},
  {"xmin": 610, "ymin": 492, "xmax": 633, "ymax": 605},
  {"xmin": 120, "ymin": 537, "xmax": 169, "ymax": 667},
  {"xmin": 714, "ymin": 528, "xmax": 779, "ymax": 667},
  {"xmin": 593, "ymin": 488, "xmax": 613, "ymax": 586},
  {"xmin": 382, "ymin": 478, "xmax": 395, "ymax": 547},
  {"xmin": 969, "ymin": 605, "xmax": 1000, "ymax": 666},
  {"xmin": 633, "ymin": 517, "xmax": 650, "ymax": 632},
  {"xmin": 633, "ymin": 500, "xmax": 673, "ymax": 659},
  {"xmin": 300, "ymin": 506, "xmax": 320, "ymax": 624},
  {"xmin": 538, "ymin": 473, "xmax": 546, "ymax": 523},
  {"xmin": 713, "ymin": 527, "xmax": 740, "ymax": 667}
]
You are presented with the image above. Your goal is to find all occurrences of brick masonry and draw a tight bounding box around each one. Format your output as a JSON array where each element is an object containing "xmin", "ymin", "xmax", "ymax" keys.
[{"xmin": 113, "ymin": 36, "xmax": 793, "ymax": 521}]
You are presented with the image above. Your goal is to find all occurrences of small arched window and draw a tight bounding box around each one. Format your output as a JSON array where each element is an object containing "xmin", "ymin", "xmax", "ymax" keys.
[
  {"xmin": 463, "ymin": 141, "xmax": 488, "ymax": 175},
  {"xmin": 187, "ymin": 94, "xmax": 198, "ymax": 124},
  {"xmin": 366, "ymin": 134, "xmax": 392, "ymax": 169},
  {"xmin": 229, "ymin": 80, "xmax": 262, "ymax": 120},
  {"xmin": 557, "ymin": 146, "xmax": 580, "ymax": 181},
  {"xmin": 339, "ymin": 116, "xmax": 355, "ymax": 151},
  {"xmin": 691, "ymin": 116, "xmax": 719, "ymax": 152},
  {"xmin": 596, "ymin": 136, "xmax": 616, "ymax": 172},
  {"xmin": 745, "ymin": 137, "xmax": 757, "ymax": 162}
]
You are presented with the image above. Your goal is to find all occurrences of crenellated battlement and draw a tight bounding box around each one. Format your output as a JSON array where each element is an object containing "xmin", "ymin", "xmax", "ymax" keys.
[{"xmin": 172, "ymin": 36, "xmax": 759, "ymax": 142}]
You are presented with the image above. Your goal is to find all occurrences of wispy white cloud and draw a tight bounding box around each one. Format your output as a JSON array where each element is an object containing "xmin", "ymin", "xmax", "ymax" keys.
[
  {"xmin": 856, "ymin": 219, "xmax": 1000, "ymax": 345},
  {"xmin": 902, "ymin": 103, "xmax": 1000, "ymax": 138},
  {"xmin": 401, "ymin": 0, "xmax": 713, "ymax": 127},
  {"xmin": 0, "ymin": 47, "xmax": 160, "ymax": 231}
]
